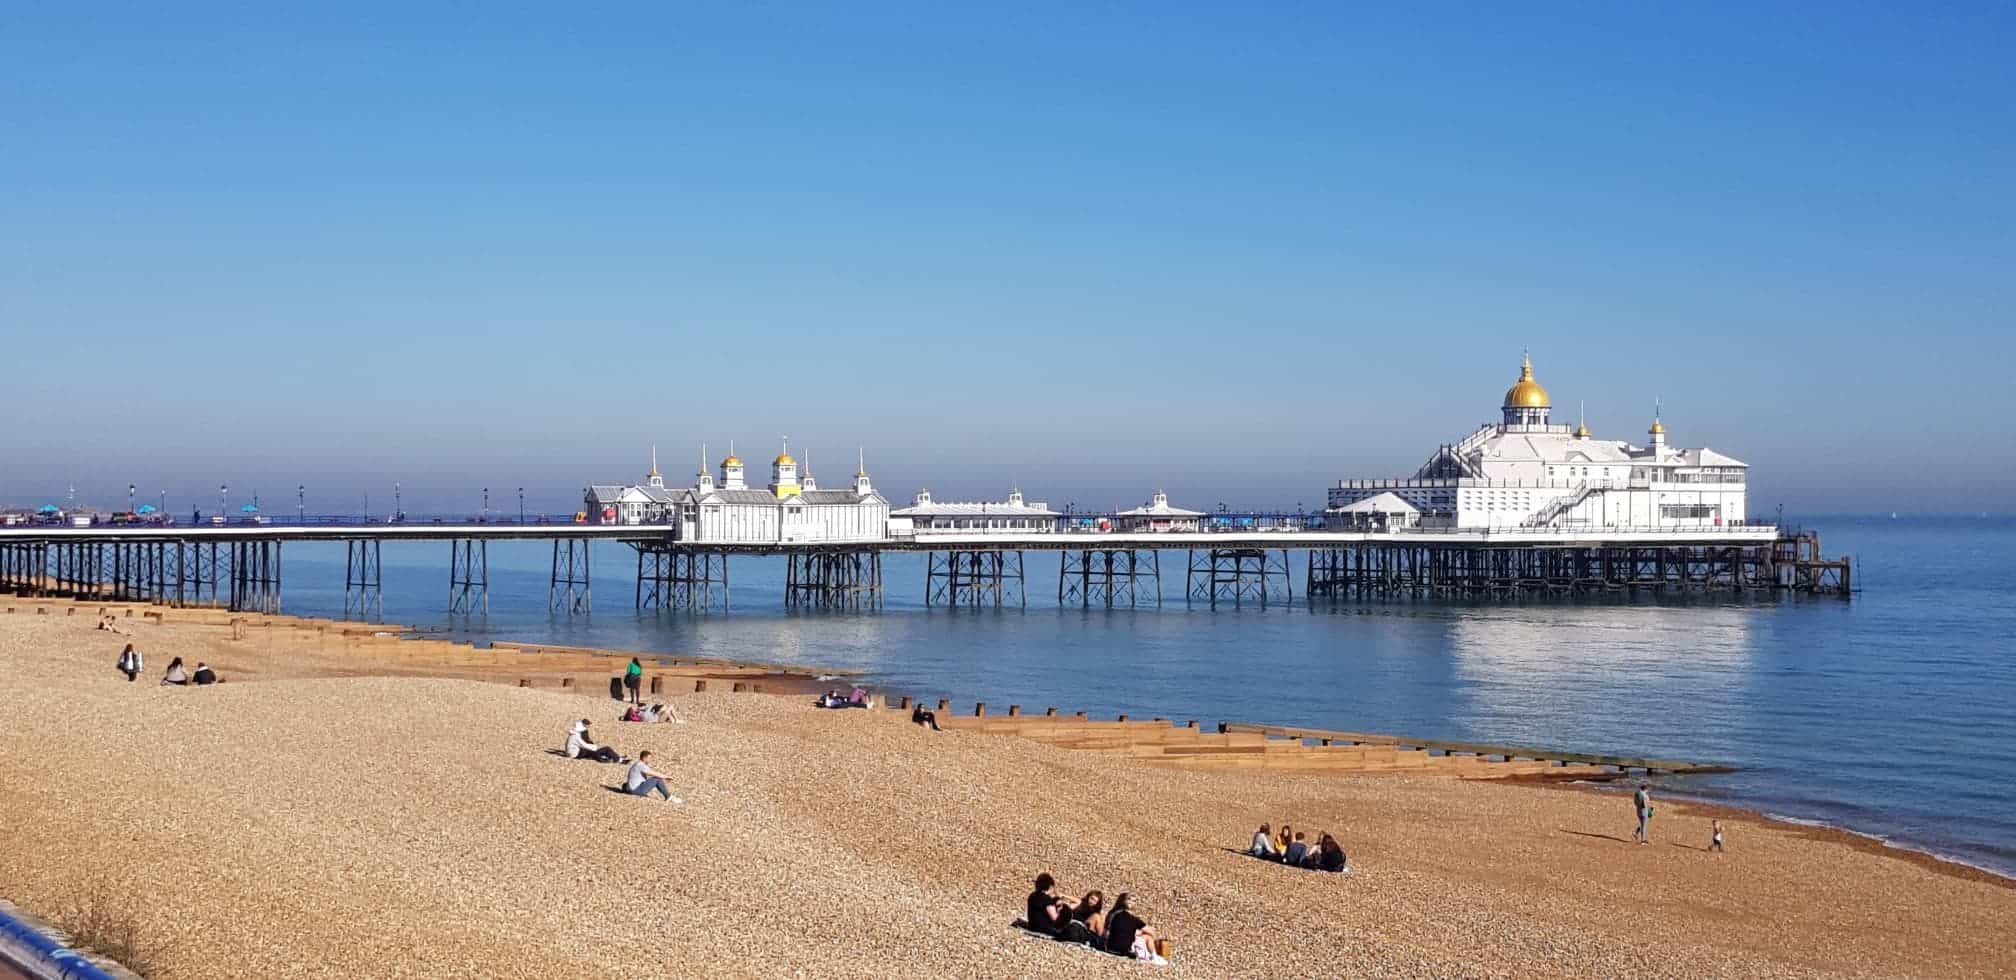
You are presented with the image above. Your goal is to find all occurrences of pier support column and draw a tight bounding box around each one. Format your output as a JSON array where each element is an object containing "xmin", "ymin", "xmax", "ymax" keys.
[
  {"xmin": 448, "ymin": 538, "xmax": 489, "ymax": 615},
  {"xmin": 344, "ymin": 538, "xmax": 384, "ymax": 621},
  {"xmin": 1184, "ymin": 548, "xmax": 1291, "ymax": 608},
  {"xmin": 1057, "ymin": 549, "xmax": 1160, "ymax": 608},
  {"xmin": 229, "ymin": 540, "xmax": 281, "ymax": 614},
  {"xmin": 785, "ymin": 550, "xmax": 881, "ymax": 610},
  {"xmin": 925, "ymin": 550, "xmax": 1024, "ymax": 608},
  {"xmin": 550, "ymin": 539, "xmax": 591, "ymax": 614},
  {"xmin": 635, "ymin": 546, "xmax": 729, "ymax": 612}
]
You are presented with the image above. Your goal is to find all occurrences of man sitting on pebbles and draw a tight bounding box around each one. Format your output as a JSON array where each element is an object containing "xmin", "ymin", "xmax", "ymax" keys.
[{"xmin": 623, "ymin": 750, "xmax": 681, "ymax": 804}]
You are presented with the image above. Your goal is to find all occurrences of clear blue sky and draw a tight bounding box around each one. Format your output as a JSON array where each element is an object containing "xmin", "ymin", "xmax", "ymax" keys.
[{"xmin": 3, "ymin": 3, "xmax": 2011, "ymax": 514}]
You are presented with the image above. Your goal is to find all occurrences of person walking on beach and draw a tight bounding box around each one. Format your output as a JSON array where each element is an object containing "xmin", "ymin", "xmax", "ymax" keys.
[
  {"xmin": 1711, "ymin": 819, "xmax": 1724, "ymax": 853},
  {"xmin": 115, "ymin": 643, "xmax": 142, "ymax": 682},
  {"xmin": 623, "ymin": 658, "xmax": 643, "ymax": 705},
  {"xmin": 1633, "ymin": 783, "xmax": 1653, "ymax": 844},
  {"xmin": 624, "ymin": 751, "xmax": 681, "ymax": 803}
]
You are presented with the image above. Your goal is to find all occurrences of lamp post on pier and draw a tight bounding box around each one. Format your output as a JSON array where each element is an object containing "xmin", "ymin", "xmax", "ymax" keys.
[
  {"xmin": 158, "ymin": 491, "xmax": 165, "ymax": 519},
  {"xmin": 394, "ymin": 482, "xmax": 401, "ymax": 523},
  {"xmin": 482, "ymin": 487, "xmax": 490, "ymax": 523},
  {"xmin": 517, "ymin": 487, "xmax": 525, "ymax": 524},
  {"xmin": 298, "ymin": 485, "xmax": 306, "ymax": 525},
  {"xmin": 219, "ymin": 484, "xmax": 228, "ymax": 517},
  {"xmin": 128, "ymin": 484, "xmax": 136, "ymax": 515}
]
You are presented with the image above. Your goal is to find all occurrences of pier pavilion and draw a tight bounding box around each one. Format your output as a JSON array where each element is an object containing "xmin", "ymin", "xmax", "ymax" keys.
[{"xmin": 1327, "ymin": 354, "xmax": 1750, "ymax": 531}]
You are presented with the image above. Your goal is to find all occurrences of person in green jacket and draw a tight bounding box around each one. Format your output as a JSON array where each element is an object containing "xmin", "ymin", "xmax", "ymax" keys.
[{"xmin": 623, "ymin": 657, "xmax": 643, "ymax": 705}]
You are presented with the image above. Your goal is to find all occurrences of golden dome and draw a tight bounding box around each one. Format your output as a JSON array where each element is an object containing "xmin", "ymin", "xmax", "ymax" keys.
[
  {"xmin": 721, "ymin": 455, "xmax": 743, "ymax": 468},
  {"xmin": 1573, "ymin": 421, "xmax": 1591, "ymax": 439},
  {"xmin": 1648, "ymin": 418, "xmax": 1665, "ymax": 436},
  {"xmin": 773, "ymin": 452, "xmax": 796, "ymax": 466},
  {"xmin": 1502, "ymin": 354, "xmax": 1550, "ymax": 409}
]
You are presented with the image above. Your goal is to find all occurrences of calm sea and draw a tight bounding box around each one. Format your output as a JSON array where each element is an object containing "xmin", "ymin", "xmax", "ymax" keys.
[{"xmin": 269, "ymin": 515, "xmax": 2016, "ymax": 876}]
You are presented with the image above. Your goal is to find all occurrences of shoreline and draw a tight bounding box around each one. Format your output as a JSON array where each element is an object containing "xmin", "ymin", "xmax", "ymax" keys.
[
  {"xmin": 1542, "ymin": 780, "xmax": 2016, "ymax": 891},
  {"xmin": 19, "ymin": 597, "xmax": 2015, "ymax": 889}
]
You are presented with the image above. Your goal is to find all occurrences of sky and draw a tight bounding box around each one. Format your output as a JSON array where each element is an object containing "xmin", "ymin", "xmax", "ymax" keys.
[{"xmin": 2, "ymin": 2, "xmax": 2012, "ymax": 515}]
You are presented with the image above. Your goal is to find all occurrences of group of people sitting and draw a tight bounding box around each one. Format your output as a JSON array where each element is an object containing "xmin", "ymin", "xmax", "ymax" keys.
[
  {"xmin": 814, "ymin": 687, "xmax": 871, "ymax": 709},
  {"xmin": 115, "ymin": 645, "xmax": 217, "ymax": 686},
  {"xmin": 1023, "ymin": 873, "xmax": 1168, "ymax": 966},
  {"xmin": 1248, "ymin": 823, "xmax": 1348, "ymax": 873}
]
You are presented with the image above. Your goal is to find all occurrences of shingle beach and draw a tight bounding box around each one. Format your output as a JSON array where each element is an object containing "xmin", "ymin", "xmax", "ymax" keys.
[{"xmin": 3, "ymin": 610, "xmax": 2012, "ymax": 979}]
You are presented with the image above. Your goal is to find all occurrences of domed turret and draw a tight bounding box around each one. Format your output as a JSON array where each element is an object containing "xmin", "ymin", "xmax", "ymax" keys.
[{"xmin": 1501, "ymin": 353, "xmax": 1553, "ymax": 427}]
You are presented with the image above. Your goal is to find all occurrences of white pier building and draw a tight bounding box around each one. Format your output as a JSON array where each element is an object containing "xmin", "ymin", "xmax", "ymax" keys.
[
  {"xmin": 1326, "ymin": 356, "xmax": 1749, "ymax": 530},
  {"xmin": 1114, "ymin": 491, "xmax": 1205, "ymax": 533},
  {"xmin": 890, "ymin": 489, "xmax": 1059, "ymax": 535},
  {"xmin": 587, "ymin": 444, "xmax": 890, "ymax": 544}
]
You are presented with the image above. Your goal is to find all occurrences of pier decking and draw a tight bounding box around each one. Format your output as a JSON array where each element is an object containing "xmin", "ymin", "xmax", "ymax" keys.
[{"xmin": 0, "ymin": 521, "xmax": 1851, "ymax": 615}]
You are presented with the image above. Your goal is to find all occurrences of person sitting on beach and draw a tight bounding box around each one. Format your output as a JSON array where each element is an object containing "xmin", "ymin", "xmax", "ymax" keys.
[
  {"xmin": 1103, "ymin": 893, "xmax": 1166, "ymax": 965},
  {"xmin": 911, "ymin": 703, "xmax": 941, "ymax": 731},
  {"xmin": 161, "ymin": 657, "xmax": 188, "ymax": 686},
  {"xmin": 98, "ymin": 611, "xmax": 121, "ymax": 633},
  {"xmin": 192, "ymin": 662, "xmax": 218, "ymax": 685},
  {"xmin": 623, "ymin": 750, "xmax": 681, "ymax": 804},
  {"xmin": 1317, "ymin": 833, "xmax": 1348, "ymax": 873},
  {"xmin": 1072, "ymin": 890, "xmax": 1106, "ymax": 938},
  {"xmin": 1249, "ymin": 823, "xmax": 1280, "ymax": 859},
  {"xmin": 115, "ymin": 643, "xmax": 143, "ymax": 683},
  {"xmin": 1284, "ymin": 831, "xmax": 1312, "ymax": 867},
  {"xmin": 1024, "ymin": 873, "xmax": 1099, "ymax": 945},
  {"xmin": 565, "ymin": 719, "xmax": 624, "ymax": 763},
  {"xmin": 1276, "ymin": 824, "xmax": 1294, "ymax": 856}
]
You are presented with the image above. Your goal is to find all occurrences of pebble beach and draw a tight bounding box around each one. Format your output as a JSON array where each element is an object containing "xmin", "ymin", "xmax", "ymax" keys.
[{"xmin": 3, "ymin": 610, "xmax": 2013, "ymax": 979}]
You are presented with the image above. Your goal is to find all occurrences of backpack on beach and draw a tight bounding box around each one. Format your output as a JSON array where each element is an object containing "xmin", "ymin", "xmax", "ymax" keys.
[{"xmin": 609, "ymin": 676, "xmax": 625, "ymax": 700}]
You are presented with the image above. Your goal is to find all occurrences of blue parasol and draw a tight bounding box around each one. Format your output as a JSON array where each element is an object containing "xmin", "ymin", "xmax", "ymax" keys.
[
  {"xmin": 136, "ymin": 504, "xmax": 158, "ymax": 514},
  {"xmin": 240, "ymin": 503, "xmax": 259, "ymax": 513},
  {"xmin": 37, "ymin": 504, "xmax": 59, "ymax": 514}
]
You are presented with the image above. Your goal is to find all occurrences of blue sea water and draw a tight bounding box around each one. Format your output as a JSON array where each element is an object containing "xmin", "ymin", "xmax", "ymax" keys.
[{"xmin": 269, "ymin": 516, "xmax": 2016, "ymax": 876}]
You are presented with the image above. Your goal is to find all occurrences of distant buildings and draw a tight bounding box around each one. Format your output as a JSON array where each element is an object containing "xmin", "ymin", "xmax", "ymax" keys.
[
  {"xmin": 890, "ymin": 489, "xmax": 1059, "ymax": 535},
  {"xmin": 1325, "ymin": 354, "xmax": 1750, "ymax": 530},
  {"xmin": 1113, "ymin": 491, "xmax": 1203, "ymax": 533}
]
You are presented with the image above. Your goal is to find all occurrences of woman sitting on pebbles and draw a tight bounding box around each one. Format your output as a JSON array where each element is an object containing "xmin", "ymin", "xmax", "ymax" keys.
[
  {"xmin": 1316, "ymin": 832, "xmax": 1348, "ymax": 873},
  {"xmin": 565, "ymin": 719, "xmax": 625, "ymax": 763},
  {"xmin": 1103, "ymin": 893, "xmax": 1167, "ymax": 965},
  {"xmin": 160, "ymin": 657, "xmax": 188, "ymax": 686},
  {"xmin": 1249, "ymin": 823, "xmax": 1280, "ymax": 859}
]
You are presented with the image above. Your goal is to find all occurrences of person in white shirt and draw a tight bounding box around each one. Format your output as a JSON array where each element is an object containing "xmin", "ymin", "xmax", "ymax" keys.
[
  {"xmin": 624, "ymin": 751, "xmax": 681, "ymax": 803},
  {"xmin": 161, "ymin": 657, "xmax": 188, "ymax": 686},
  {"xmin": 1250, "ymin": 823, "xmax": 1281, "ymax": 859},
  {"xmin": 116, "ymin": 644, "xmax": 143, "ymax": 682},
  {"xmin": 565, "ymin": 719, "xmax": 623, "ymax": 763}
]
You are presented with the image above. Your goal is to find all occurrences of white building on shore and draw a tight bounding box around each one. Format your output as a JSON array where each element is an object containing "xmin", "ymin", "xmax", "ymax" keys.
[
  {"xmin": 1326, "ymin": 355, "xmax": 1750, "ymax": 530},
  {"xmin": 891, "ymin": 489, "xmax": 1059, "ymax": 535}
]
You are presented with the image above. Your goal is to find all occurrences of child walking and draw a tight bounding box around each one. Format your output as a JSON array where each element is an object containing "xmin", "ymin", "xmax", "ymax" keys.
[{"xmin": 1710, "ymin": 819, "xmax": 1724, "ymax": 853}]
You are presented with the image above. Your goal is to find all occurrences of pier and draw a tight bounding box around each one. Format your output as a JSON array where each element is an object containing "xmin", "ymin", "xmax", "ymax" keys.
[{"xmin": 0, "ymin": 521, "xmax": 1850, "ymax": 617}]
